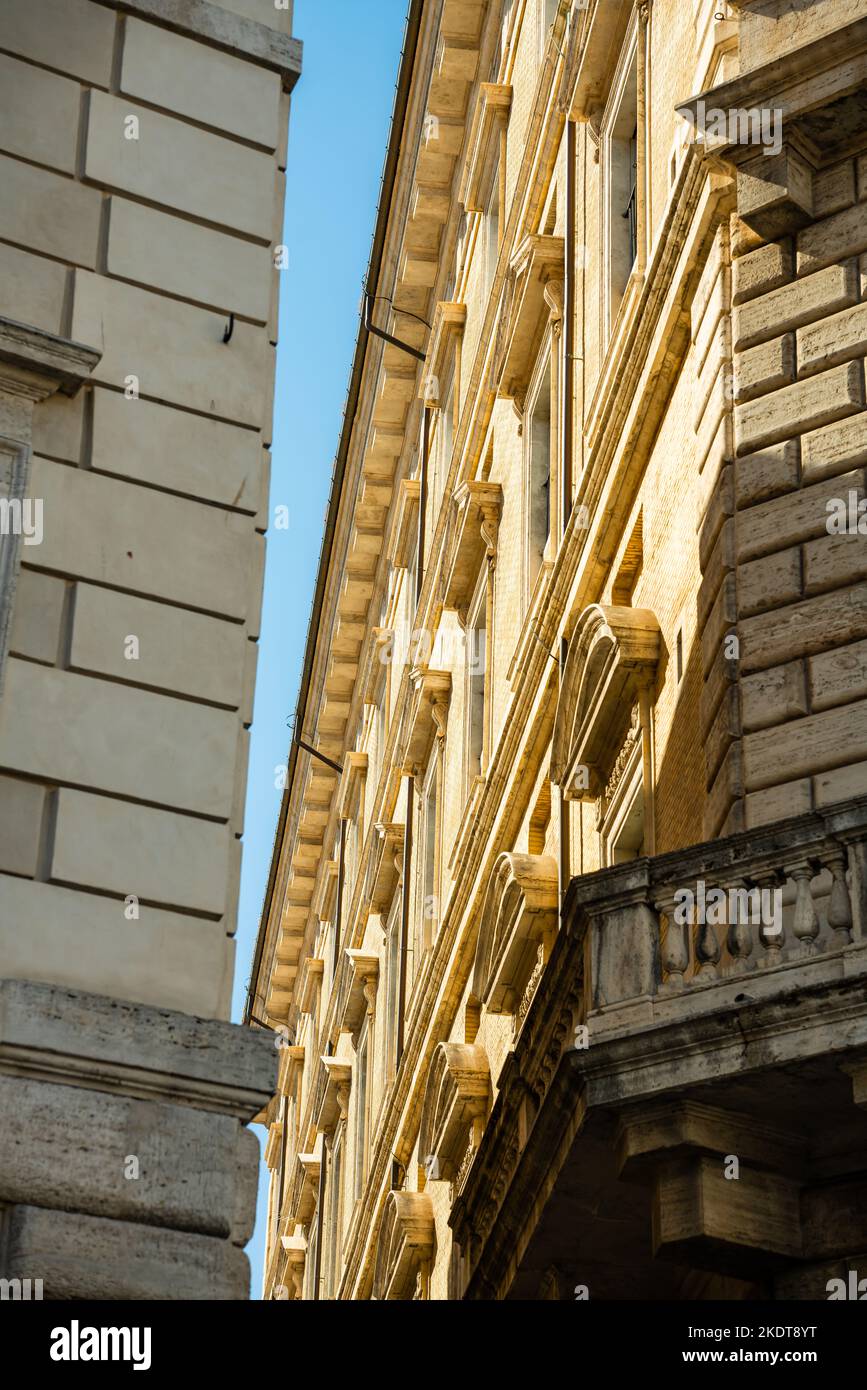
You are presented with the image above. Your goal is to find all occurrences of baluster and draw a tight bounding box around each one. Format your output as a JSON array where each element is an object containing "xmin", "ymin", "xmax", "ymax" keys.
[
  {"xmin": 825, "ymin": 846, "xmax": 853, "ymax": 946},
  {"xmin": 756, "ymin": 868, "xmax": 786, "ymax": 963},
  {"xmin": 656, "ymin": 891, "xmax": 689, "ymax": 991},
  {"xmin": 789, "ymin": 862, "xmax": 819, "ymax": 956},
  {"xmin": 695, "ymin": 889, "xmax": 721, "ymax": 978},
  {"xmin": 725, "ymin": 878, "xmax": 754, "ymax": 974}
]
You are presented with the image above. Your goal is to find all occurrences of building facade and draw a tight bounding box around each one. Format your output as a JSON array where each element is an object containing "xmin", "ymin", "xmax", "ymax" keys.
[
  {"xmin": 0, "ymin": 0, "xmax": 300, "ymax": 1298},
  {"xmin": 248, "ymin": 0, "xmax": 867, "ymax": 1300}
]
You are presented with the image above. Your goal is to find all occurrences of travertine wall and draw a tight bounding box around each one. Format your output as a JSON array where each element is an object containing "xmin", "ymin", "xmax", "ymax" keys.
[{"xmin": 0, "ymin": 0, "xmax": 299, "ymax": 1299}]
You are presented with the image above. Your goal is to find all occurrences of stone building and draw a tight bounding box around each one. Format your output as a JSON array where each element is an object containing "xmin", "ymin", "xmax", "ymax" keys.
[
  {"xmin": 0, "ymin": 0, "xmax": 300, "ymax": 1297},
  {"xmin": 248, "ymin": 0, "xmax": 867, "ymax": 1300}
]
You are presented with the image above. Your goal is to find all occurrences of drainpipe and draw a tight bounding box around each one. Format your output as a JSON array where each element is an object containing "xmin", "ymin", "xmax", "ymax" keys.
[
  {"xmin": 558, "ymin": 637, "xmax": 570, "ymax": 923},
  {"xmin": 416, "ymin": 407, "xmax": 430, "ymax": 607},
  {"xmin": 561, "ymin": 119, "xmax": 576, "ymax": 536},
  {"xmin": 332, "ymin": 818, "xmax": 347, "ymax": 980},
  {"xmin": 396, "ymin": 773, "xmax": 414, "ymax": 1063}
]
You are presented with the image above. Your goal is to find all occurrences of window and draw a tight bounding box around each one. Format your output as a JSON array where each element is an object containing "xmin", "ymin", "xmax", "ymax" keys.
[
  {"xmin": 431, "ymin": 358, "xmax": 454, "ymax": 524},
  {"xmin": 384, "ymin": 894, "xmax": 401, "ymax": 1082},
  {"xmin": 539, "ymin": 0, "xmax": 558, "ymax": 56},
  {"xmin": 483, "ymin": 167, "xmax": 500, "ymax": 299},
  {"xmin": 326, "ymin": 1134, "xmax": 343, "ymax": 1298},
  {"xmin": 413, "ymin": 751, "xmax": 440, "ymax": 975},
  {"xmin": 466, "ymin": 572, "xmax": 487, "ymax": 784},
  {"xmin": 602, "ymin": 38, "xmax": 639, "ymax": 330},
  {"xmin": 353, "ymin": 1027, "xmax": 369, "ymax": 1202},
  {"xmin": 527, "ymin": 350, "xmax": 552, "ymax": 590}
]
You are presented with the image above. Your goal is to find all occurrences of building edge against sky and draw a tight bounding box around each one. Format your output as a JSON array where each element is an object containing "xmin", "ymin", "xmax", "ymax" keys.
[
  {"xmin": 0, "ymin": 0, "xmax": 300, "ymax": 1298},
  {"xmin": 248, "ymin": 0, "xmax": 867, "ymax": 1300}
]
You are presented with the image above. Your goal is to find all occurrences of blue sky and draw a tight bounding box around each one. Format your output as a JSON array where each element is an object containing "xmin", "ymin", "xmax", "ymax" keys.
[{"xmin": 230, "ymin": 0, "xmax": 409, "ymax": 1296}]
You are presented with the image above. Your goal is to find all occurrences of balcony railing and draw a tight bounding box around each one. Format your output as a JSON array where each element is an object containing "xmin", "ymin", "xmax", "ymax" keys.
[{"xmin": 566, "ymin": 794, "xmax": 867, "ymax": 1026}]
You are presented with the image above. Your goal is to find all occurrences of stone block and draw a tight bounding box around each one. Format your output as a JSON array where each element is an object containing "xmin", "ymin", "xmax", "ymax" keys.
[
  {"xmin": 803, "ymin": 531, "xmax": 867, "ymax": 594},
  {"xmin": 739, "ymin": 583, "xmax": 867, "ymax": 672},
  {"xmin": 741, "ymin": 659, "xmax": 808, "ymax": 733},
  {"xmin": 0, "ymin": 53, "xmax": 79, "ymax": 173},
  {"xmin": 0, "ymin": 1075, "xmax": 244, "ymax": 1235},
  {"xmin": 798, "ymin": 301, "xmax": 867, "ymax": 377},
  {"xmin": 0, "ymin": 659, "xmax": 238, "ymax": 818},
  {"xmin": 106, "ymin": 196, "xmax": 271, "ymax": 322},
  {"xmin": 693, "ymin": 269, "xmax": 730, "ymax": 374},
  {"xmin": 0, "ymin": 155, "xmax": 100, "ymax": 268},
  {"xmin": 121, "ymin": 15, "xmax": 281, "ymax": 148},
  {"xmin": 8, "ymin": 568, "xmax": 65, "ymax": 664},
  {"xmin": 745, "ymin": 778, "xmax": 812, "ymax": 829},
  {"xmin": 690, "ymin": 235, "xmax": 728, "ymax": 343},
  {"xmin": 0, "ymin": 242, "xmax": 68, "ymax": 337},
  {"xmin": 801, "ymin": 412, "xmax": 867, "ymax": 485},
  {"xmin": 70, "ymin": 581, "xmax": 246, "ymax": 706},
  {"xmin": 732, "ymin": 239, "xmax": 793, "ymax": 307},
  {"xmin": 809, "ymin": 637, "xmax": 867, "ymax": 713},
  {"xmin": 51, "ymin": 788, "xmax": 232, "ymax": 916},
  {"xmin": 738, "ymin": 545, "xmax": 802, "ymax": 617},
  {"xmin": 697, "ymin": 519, "xmax": 734, "ymax": 629},
  {"xmin": 737, "ymin": 468, "xmax": 865, "ymax": 562},
  {"xmin": 0, "ymin": 874, "xmax": 234, "ymax": 1018},
  {"xmin": 700, "ymin": 574, "xmax": 737, "ymax": 674},
  {"xmin": 0, "ymin": 0, "xmax": 114, "ymax": 84},
  {"xmin": 31, "ymin": 390, "xmax": 85, "ymax": 464},
  {"xmin": 0, "ymin": 775, "xmax": 45, "ymax": 876},
  {"xmin": 798, "ymin": 201, "xmax": 867, "ymax": 275},
  {"xmin": 233, "ymin": 1127, "xmax": 261, "ymax": 1247},
  {"xmin": 705, "ymin": 687, "xmax": 739, "ymax": 787},
  {"xmin": 735, "ymin": 361, "xmax": 864, "ymax": 455},
  {"xmin": 744, "ymin": 698, "xmax": 867, "ymax": 791},
  {"xmin": 71, "ymin": 270, "xmax": 271, "ymax": 427},
  {"xmin": 734, "ymin": 332, "xmax": 795, "ymax": 403},
  {"xmin": 90, "ymin": 388, "xmax": 264, "ymax": 512},
  {"xmin": 814, "ymin": 759, "xmax": 867, "ymax": 807},
  {"xmin": 31, "ymin": 455, "xmax": 255, "ymax": 620},
  {"xmin": 3, "ymin": 1203, "xmax": 250, "ymax": 1300},
  {"xmin": 735, "ymin": 439, "xmax": 800, "ymax": 509},
  {"xmin": 733, "ymin": 263, "xmax": 858, "ymax": 351},
  {"xmin": 84, "ymin": 89, "xmax": 274, "ymax": 240},
  {"xmin": 812, "ymin": 161, "xmax": 856, "ymax": 219}
]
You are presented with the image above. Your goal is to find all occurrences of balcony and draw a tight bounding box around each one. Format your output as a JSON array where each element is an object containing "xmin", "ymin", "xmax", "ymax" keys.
[{"xmin": 450, "ymin": 795, "xmax": 867, "ymax": 1300}]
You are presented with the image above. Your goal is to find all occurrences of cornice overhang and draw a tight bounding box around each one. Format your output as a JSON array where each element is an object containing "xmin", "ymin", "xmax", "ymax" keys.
[
  {"xmin": 440, "ymin": 479, "xmax": 503, "ymax": 617},
  {"xmin": 338, "ymin": 750, "xmax": 368, "ymax": 818},
  {"xmin": 461, "ymin": 82, "xmax": 512, "ymax": 212},
  {"xmin": 298, "ymin": 957, "xmax": 325, "ymax": 1016},
  {"xmin": 0, "ymin": 316, "xmax": 101, "ymax": 398},
  {"xmin": 550, "ymin": 604, "xmax": 660, "ymax": 798},
  {"xmin": 290, "ymin": 1147, "xmax": 322, "ymax": 1225},
  {"xmin": 494, "ymin": 234, "xmax": 564, "ymax": 407},
  {"xmin": 676, "ymin": 17, "xmax": 867, "ymax": 167},
  {"xmin": 472, "ymin": 852, "xmax": 559, "ymax": 1014}
]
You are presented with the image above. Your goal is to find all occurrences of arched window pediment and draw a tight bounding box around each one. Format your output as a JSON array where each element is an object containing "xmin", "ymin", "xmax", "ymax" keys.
[
  {"xmin": 550, "ymin": 604, "xmax": 660, "ymax": 797},
  {"xmin": 372, "ymin": 1190, "xmax": 435, "ymax": 1301},
  {"xmin": 418, "ymin": 1042, "xmax": 491, "ymax": 1183},
  {"xmin": 472, "ymin": 852, "xmax": 559, "ymax": 1014}
]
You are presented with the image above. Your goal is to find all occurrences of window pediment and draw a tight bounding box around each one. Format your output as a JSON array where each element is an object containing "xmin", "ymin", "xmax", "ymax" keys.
[
  {"xmin": 392, "ymin": 478, "xmax": 421, "ymax": 569},
  {"xmin": 372, "ymin": 1190, "xmax": 435, "ymax": 1301},
  {"xmin": 360, "ymin": 628, "xmax": 392, "ymax": 706},
  {"xmin": 550, "ymin": 603, "xmax": 660, "ymax": 797},
  {"xmin": 335, "ymin": 948, "xmax": 378, "ymax": 1038},
  {"xmin": 367, "ymin": 821, "xmax": 405, "ymax": 915},
  {"xmin": 313, "ymin": 1055, "xmax": 352, "ymax": 1135},
  {"xmin": 418, "ymin": 1041, "xmax": 490, "ymax": 1182},
  {"xmin": 421, "ymin": 300, "xmax": 467, "ymax": 405},
  {"xmin": 461, "ymin": 82, "xmax": 512, "ymax": 212},
  {"xmin": 472, "ymin": 852, "xmax": 559, "ymax": 1014},
  {"xmin": 402, "ymin": 667, "xmax": 451, "ymax": 773},
  {"xmin": 494, "ymin": 234, "xmax": 564, "ymax": 407},
  {"xmin": 289, "ymin": 1145, "xmax": 321, "ymax": 1225},
  {"xmin": 440, "ymin": 479, "xmax": 502, "ymax": 619}
]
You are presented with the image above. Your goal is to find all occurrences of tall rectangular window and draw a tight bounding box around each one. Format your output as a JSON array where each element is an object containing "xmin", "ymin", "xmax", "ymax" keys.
[
  {"xmin": 384, "ymin": 894, "xmax": 401, "ymax": 1082},
  {"xmin": 353, "ymin": 1027, "xmax": 369, "ymax": 1202},
  {"xmin": 528, "ymin": 355, "xmax": 552, "ymax": 588},
  {"xmin": 484, "ymin": 168, "xmax": 500, "ymax": 299},
  {"xmin": 467, "ymin": 573, "xmax": 487, "ymax": 784},
  {"xmin": 325, "ymin": 1135, "xmax": 343, "ymax": 1299},
  {"xmin": 603, "ymin": 42, "xmax": 639, "ymax": 329}
]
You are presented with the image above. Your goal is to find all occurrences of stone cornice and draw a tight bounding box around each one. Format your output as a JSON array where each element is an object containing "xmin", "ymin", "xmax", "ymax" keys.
[
  {"xmin": 93, "ymin": 0, "xmax": 303, "ymax": 90},
  {"xmin": 0, "ymin": 317, "xmax": 100, "ymax": 398}
]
